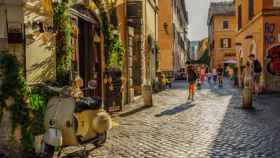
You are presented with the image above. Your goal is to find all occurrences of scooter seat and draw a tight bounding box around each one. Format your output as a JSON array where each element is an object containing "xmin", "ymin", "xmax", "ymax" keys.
[{"xmin": 75, "ymin": 97, "xmax": 102, "ymax": 112}]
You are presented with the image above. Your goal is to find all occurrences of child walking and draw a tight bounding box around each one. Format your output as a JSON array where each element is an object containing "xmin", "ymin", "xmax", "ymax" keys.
[{"xmin": 187, "ymin": 64, "xmax": 198, "ymax": 101}]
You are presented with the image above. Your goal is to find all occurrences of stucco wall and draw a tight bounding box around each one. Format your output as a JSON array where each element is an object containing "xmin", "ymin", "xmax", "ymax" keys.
[
  {"xmin": 158, "ymin": 0, "xmax": 173, "ymax": 71},
  {"xmin": 211, "ymin": 15, "xmax": 236, "ymax": 68},
  {"xmin": 24, "ymin": 0, "xmax": 56, "ymax": 84}
]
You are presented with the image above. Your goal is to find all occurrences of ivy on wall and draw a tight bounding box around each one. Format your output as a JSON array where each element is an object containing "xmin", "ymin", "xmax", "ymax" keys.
[
  {"xmin": 0, "ymin": 53, "xmax": 57, "ymax": 156},
  {"xmin": 107, "ymin": 28, "xmax": 125, "ymax": 70},
  {"xmin": 53, "ymin": 0, "xmax": 73, "ymax": 86}
]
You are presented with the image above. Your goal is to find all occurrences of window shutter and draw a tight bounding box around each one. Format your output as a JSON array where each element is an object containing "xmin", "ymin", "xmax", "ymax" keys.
[
  {"xmin": 238, "ymin": 5, "xmax": 242, "ymax": 30},
  {"xmin": 248, "ymin": 0, "xmax": 254, "ymax": 20}
]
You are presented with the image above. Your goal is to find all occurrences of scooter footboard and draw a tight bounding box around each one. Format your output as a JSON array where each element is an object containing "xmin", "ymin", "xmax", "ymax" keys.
[{"xmin": 44, "ymin": 128, "xmax": 63, "ymax": 147}]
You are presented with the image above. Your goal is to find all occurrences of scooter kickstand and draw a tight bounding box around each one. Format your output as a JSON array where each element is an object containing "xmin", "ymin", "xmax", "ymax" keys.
[
  {"xmin": 82, "ymin": 145, "xmax": 87, "ymax": 158},
  {"xmin": 57, "ymin": 147, "xmax": 63, "ymax": 157}
]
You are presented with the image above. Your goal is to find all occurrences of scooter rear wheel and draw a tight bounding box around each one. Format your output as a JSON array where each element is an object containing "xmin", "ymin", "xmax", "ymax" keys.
[{"xmin": 42, "ymin": 143, "xmax": 55, "ymax": 158}]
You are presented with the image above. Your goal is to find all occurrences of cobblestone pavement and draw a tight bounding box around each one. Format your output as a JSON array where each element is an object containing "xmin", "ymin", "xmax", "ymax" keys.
[{"xmin": 63, "ymin": 80, "xmax": 280, "ymax": 158}]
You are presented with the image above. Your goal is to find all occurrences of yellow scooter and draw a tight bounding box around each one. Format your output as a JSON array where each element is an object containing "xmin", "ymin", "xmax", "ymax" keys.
[{"xmin": 39, "ymin": 80, "xmax": 112, "ymax": 158}]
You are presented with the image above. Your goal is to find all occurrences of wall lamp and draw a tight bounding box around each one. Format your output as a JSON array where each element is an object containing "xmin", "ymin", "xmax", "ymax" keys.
[
  {"xmin": 163, "ymin": 22, "xmax": 168, "ymax": 33},
  {"xmin": 235, "ymin": 42, "xmax": 242, "ymax": 46},
  {"xmin": 245, "ymin": 35, "xmax": 253, "ymax": 39}
]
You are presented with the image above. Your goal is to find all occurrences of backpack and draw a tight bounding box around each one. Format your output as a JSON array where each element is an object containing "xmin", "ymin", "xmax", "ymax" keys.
[
  {"xmin": 188, "ymin": 70, "xmax": 197, "ymax": 82},
  {"xmin": 254, "ymin": 60, "xmax": 262, "ymax": 73},
  {"xmin": 217, "ymin": 68, "xmax": 223, "ymax": 76}
]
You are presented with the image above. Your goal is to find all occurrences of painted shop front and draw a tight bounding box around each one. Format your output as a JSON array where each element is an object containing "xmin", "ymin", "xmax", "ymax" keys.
[
  {"xmin": 263, "ymin": 17, "xmax": 280, "ymax": 92},
  {"xmin": 71, "ymin": 5, "xmax": 103, "ymax": 98}
]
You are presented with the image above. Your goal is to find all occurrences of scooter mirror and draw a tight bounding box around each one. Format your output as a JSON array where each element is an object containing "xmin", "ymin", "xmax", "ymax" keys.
[{"xmin": 88, "ymin": 80, "xmax": 97, "ymax": 90}]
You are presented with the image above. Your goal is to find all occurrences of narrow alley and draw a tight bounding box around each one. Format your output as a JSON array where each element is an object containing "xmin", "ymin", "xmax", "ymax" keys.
[{"xmin": 63, "ymin": 81, "xmax": 280, "ymax": 158}]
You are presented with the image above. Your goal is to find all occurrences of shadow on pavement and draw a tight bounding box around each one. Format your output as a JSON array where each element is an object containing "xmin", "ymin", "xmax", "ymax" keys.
[
  {"xmin": 119, "ymin": 105, "xmax": 153, "ymax": 117},
  {"xmin": 155, "ymin": 102, "xmax": 195, "ymax": 117},
  {"xmin": 61, "ymin": 147, "xmax": 96, "ymax": 158},
  {"xmin": 208, "ymin": 89, "xmax": 280, "ymax": 157}
]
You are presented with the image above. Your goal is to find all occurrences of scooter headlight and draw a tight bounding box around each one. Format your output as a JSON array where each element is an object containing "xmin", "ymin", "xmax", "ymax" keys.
[{"xmin": 49, "ymin": 119, "xmax": 56, "ymax": 127}]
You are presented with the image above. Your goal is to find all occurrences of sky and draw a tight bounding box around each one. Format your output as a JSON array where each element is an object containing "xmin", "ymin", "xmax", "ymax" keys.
[{"xmin": 185, "ymin": 0, "xmax": 232, "ymax": 41}]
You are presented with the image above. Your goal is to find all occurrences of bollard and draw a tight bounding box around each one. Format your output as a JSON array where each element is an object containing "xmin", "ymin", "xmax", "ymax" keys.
[
  {"xmin": 242, "ymin": 87, "xmax": 252, "ymax": 109},
  {"xmin": 143, "ymin": 85, "xmax": 153, "ymax": 106}
]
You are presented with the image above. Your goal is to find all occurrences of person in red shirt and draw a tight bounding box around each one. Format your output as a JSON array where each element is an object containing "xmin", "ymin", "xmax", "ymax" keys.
[{"xmin": 199, "ymin": 65, "xmax": 206, "ymax": 85}]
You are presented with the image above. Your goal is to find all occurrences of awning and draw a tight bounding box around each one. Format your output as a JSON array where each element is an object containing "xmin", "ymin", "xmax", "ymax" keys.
[{"xmin": 224, "ymin": 60, "xmax": 237, "ymax": 64}]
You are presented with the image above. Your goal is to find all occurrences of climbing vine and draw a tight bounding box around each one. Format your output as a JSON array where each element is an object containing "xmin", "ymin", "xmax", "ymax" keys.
[
  {"xmin": 53, "ymin": 0, "xmax": 73, "ymax": 86},
  {"xmin": 107, "ymin": 28, "xmax": 125, "ymax": 70},
  {"xmin": 0, "ymin": 53, "xmax": 57, "ymax": 156}
]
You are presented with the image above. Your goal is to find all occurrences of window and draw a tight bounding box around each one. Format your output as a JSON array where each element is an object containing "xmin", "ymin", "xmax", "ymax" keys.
[
  {"xmin": 127, "ymin": 2, "xmax": 142, "ymax": 18},
  {"xmin": 238, "ymin": 5, "xmax": 242, "ymax": 30},
  {"xmin": 223, "ymin": 21, "xmax": 229, "ymax": 29},
  {"xmin": 248, "ymin": 0, "xmax": 254, "ymax": 20},
  {"xmin": 220, "ymin": 38, "xmax": 231, "ymax": 48}
]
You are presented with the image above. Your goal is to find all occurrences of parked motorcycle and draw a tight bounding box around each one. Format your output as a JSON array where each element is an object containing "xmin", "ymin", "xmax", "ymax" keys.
[{"xmin": 38, "ymin": 80, "xmax": 112, "ymax": 158}]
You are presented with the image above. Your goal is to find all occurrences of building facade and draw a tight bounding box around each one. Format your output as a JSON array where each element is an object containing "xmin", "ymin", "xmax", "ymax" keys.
[
  {"xmin": 197, "ymin": 38, "xmax": 209, "ymax": 60},
  {"xmin": 126, "ymin": 0, "xmax": 158, "ymax": 98},
  {"xmin": 189, "ymin": 41, "xmax": 199, "ymax": 60},
  {"xmin": 158, "ymin": 0, "xmax": 188, "ymax": 74},
  {"xmin": 235, "ymin": 0, "xmax": 280, "ymax": 92},
  {"xmin": 208, "ymin": 2, "xmax": 237, "ymax": 69}
]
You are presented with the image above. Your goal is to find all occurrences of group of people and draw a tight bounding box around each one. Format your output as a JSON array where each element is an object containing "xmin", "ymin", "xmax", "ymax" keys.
[
  {"xmin": 185, "ymin": 63, "xmax": 225, "ymax": 101},
  {"xmin": 185, "ymin": 54, "xmax": 262, "ymax": 101}
]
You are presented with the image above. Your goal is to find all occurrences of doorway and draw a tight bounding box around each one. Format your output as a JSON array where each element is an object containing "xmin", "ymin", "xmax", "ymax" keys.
[{"xmin": 78, "ymin": 18, "xmax": 102, "ymax": 97}]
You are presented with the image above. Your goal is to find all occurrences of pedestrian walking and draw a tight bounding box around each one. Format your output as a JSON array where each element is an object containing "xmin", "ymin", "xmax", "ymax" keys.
[
  {"xmin": 249, "ymin": 54, "xmax": 262, "ymax": 95},
  {"xmin": 206, "ymin": 71, "xmax": 212, "ymax": 84},
  {"xmin": 199, "ymin": 65, "xmax": 206, "ymax": 85},
  {"xmin": 186, "ymin": 64, "xmax": 198, "ymax": 101},
  {"xmin": 217, "ymin": 64, "xmax": 224, "ymax": 87},
  {"xmin": 212, "ymin": 68, "xmax": 218, "ymax": 84}
]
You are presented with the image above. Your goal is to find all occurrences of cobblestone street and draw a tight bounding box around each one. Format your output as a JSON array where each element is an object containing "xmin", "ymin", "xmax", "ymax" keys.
[{"xmin": 64, "ymin": 81, "xmax": 280, "ymax": 158}]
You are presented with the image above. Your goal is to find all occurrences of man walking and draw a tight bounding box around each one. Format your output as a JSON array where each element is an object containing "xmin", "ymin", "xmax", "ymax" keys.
[
  {"xmin": 249, "ymin": 54, "xmax": 262, "ymax": 95},
  {"xmin": 217, "ymin": 64, "xmax": 224, "ymax": 87}
]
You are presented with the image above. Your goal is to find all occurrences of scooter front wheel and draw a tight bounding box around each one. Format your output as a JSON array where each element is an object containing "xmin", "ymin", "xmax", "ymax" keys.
[
  {"xmin": 94, "ymin": 132, "xmax": 107, "ymax": 147},
  {"xmin": 42, "ymin": 143, "xmax": 55, "ymax": 158}
]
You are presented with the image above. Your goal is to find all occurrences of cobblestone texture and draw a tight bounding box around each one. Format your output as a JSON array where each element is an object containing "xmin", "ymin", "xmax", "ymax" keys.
[{"xmin": 63, "ymin": 81, "xmax": 280, "ymax": 158}]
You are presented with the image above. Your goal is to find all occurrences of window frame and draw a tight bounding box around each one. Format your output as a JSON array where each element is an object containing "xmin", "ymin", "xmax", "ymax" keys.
[
  {"xmin": 248, "ymin": 0, "xmax": 254, "ymax": 20},
  {"xmin": 220, "ymin": 38, "xmax": 231, "ymax": 49},
  {"xmin": 222, "ymin": 20, "xmax": 229, "ymax": 30},
  {"xmin": 238, "ymin": 5, "xmax": 242, "ymax": 30}
]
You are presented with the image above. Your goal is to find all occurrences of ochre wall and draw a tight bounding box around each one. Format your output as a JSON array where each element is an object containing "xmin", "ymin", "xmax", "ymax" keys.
[
  {"xmin": 158, "ymin": 0, "xmax": 173, "ymax": 72},
  {"xmin": 235, "ymin": 0, "xmax": 280, "ymax": 91},
  {"xmin": 235, "ymin": 0, "xmax": 263, "ymax": 29},
  {"xmin": 211, "ymin": 15, "xmax": 237, "ymax": 68},
  {"xmin": 116, "ymin": 0, "xmax": 126, "ymax": 46},
  {"xmin": 235, "ymin": 17, "xmax": 264, "ymax": 66}
]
